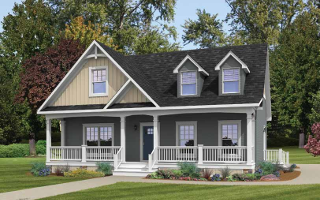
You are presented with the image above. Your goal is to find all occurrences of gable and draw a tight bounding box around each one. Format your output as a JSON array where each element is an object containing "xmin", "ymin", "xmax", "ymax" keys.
[
  {"xmin": 51, "ymin": 57, "xmax": 128, "ymax": 106},
  {"xmin": 120, "ymin": 85, "xmax": 150, "ymax": 103}
]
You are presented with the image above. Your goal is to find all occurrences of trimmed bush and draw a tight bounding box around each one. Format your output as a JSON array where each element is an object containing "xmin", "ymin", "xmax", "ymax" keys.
[
  {"xmin": 31, "ymin": 162, "xmax": 51, "ymax": 176},
  {"xmin": 0, "ymin": 144, "xmax": 29, "ymax": 158},
  {"xmin": 178, "ymin": 162, "xmax": 201, "ymax": 178},
  {"xmin": 257, "ymin": 161, "xmax": 276, "ymax": 175},
  {"xmin": 64, "ymin": 168, "xmax": 104, "ymax": 178},
  {"xmin": 267, "ymin": 137, "xmax": 299, "ymax": 147},
  {"xmin": 36, "ymin": 140, "xmax": 46, "ymax": 155},
  {"xmin": 96, "ymin": 162, "xmax": 112, "ymax": 176}
]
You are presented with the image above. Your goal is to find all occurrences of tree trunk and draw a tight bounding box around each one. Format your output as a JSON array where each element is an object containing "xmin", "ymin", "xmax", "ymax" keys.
[
  {"xmin": 29, "ymin": 132, "xmax": 36, "ymax": 156},
  {"xmin": 299, "ymin": 131, "xmax": 305, "ymax": 149}
]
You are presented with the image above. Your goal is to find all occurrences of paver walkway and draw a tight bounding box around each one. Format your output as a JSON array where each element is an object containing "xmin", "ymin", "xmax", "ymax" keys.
[{"xmin": 0, "ymin": 164, "xmax": 319, "ymax": 200}]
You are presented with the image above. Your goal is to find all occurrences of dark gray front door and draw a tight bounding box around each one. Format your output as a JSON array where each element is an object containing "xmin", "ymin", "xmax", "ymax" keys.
[{"xmin": 143, "ymin": 126, "xmax": 154, "ymax": 160}]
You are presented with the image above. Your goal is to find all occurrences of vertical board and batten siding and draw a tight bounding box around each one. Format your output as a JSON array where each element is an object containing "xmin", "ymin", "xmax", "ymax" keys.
[
  {"xmin": 120, "ymin": 86, "xmax": 150, "ymax": 103},
  {"xmin": 51, "ymin": 57, "xmax": 149, "ymax": 106}
]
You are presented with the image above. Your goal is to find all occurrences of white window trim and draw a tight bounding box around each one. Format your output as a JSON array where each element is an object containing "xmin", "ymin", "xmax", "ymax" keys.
[
  {"xmin": 180, "ymin": 70, "xmax": 197, "ymax": 96},
  {"xmin": 222, "ymin": 67, "xmax": 240, "ymax": 94},
  {"xmin": 176, "ymin": 121, "xmax": 197, "ymax": 146},
  {"xmin": 218, "ymin": 120, "xmax": 241, "ymax": 146},
  {"xmin": 89, "ymin": 66, "xmax": 108, "ymax": 97},
  {"xmin": 82, "ymin": 123, "xmax": 114, "ymax": 146}
]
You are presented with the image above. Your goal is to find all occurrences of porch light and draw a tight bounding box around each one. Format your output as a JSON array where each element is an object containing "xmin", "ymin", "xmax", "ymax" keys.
[{"xmin": 134, "ymin": 125, "xmax": 137, "ymax": 131}]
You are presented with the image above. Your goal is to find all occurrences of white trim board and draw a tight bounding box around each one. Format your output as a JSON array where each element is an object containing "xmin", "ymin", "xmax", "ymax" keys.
[
  {"xmin": 215, "ymin": 51, "xmax": 250, "ymax": 73},
  {"xmin": 37, "ymin": 41, "xmax": 160, "ymax": 114},
  {"xmin": 173, "ymin": 55, "xmax": 209, "ymax": 76},
  {"xmin": 104, "ymin": 80, "xmax": 132, "ymax": 109}
]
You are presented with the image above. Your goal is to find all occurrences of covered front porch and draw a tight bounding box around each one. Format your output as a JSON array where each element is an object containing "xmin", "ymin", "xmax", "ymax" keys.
[{"xmin": 45, "ymin": 110, "xmax": 258, "ymax": 174}]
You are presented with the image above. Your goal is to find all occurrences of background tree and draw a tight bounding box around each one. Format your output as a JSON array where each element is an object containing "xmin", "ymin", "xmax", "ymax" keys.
[
  {"xmin": 182, "ymin": 9, "xmax": 228, "ymax": 48},
  {"xmin": 64, "ymin": 16, "xmax": 118, "ymax": 49},
  {"xmin": 1, "ymin": 0, "xmax": 57, "ymax": 61}
]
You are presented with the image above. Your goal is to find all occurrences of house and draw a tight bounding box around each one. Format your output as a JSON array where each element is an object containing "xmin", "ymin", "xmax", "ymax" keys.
[{"xmin": 38, "ymin": 40, "xmax": 286, "ymax": 176}]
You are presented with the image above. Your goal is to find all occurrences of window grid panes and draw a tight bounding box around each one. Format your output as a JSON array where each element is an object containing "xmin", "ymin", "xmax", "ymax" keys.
[
  {"xmin": 179, "ymin": 125, "xmax": 195, "ymax": 146},
  {"xmin": 223, "ymin": 69, "xmax": 239, "ymax": 93},
  {"xmin": 86, "ymin": 126, "xmax": 112, "ymax": 146},
  {"xmin": 147, "ymin": 128, "xmax": 153, "ymax": 135},
  {"xmin": 222, "ymin": 124, "xmax": 238, "ymax": 146},
  {"xmin": 92, "ymin": 69, "xmax": 107, "ymax": 94},
  {"xmin": 181, "ymin": 71, "xmax": 196, "ymax": 95}
]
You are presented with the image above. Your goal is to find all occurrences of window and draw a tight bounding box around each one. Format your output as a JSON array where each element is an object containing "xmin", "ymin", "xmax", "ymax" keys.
[
  {"xmin": 181, "ymin": 71, "xmax": 197, "ymax": 95},
  {"xmin": 218, "ymin": 121, "xmax": 241, "ymax": 146},
  {"xmin": 89, "ymin": 67, "xmax": 108, "ymax": 96},
  {"xmin": 223, "ymin": 68, "xmax": 240, "ymax": 93},
  {"xmin": 176, "ymin": 122, "xmax": 197, "ymax": 146},
  {"xmin": 84, "ymin": 124, "xmax": 113, "ymax": 146}
]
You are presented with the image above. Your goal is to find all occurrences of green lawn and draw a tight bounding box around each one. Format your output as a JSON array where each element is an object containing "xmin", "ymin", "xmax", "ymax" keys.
[
  {"xmin": 0, "ymin": 157, "xmax": 87, "ymax": 193},
  {"xmin": 42, "ymin": 182, "xmax": 320, "ymax": 200},
  {"xmin": 269, "ymin": 146, "xmax": 320, "ymax": 164}
]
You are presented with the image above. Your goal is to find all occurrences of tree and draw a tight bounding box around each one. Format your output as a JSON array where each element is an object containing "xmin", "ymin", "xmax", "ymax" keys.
[
  {"xmin": 304, "ymin": 123, "xmax": 320, "ymax": 156},
  {"xmin": 48, "ymin": 0, "xmax": 178, "ymax": 54},
  {"xmin": 0, "ymin": 0, "xmax": 57, "ymax": 61},
  {"xmin": 17, "ymin": 39, "xmax": 85, "ymax": 110},
  {"xmin": 270, "ymin": 11, "xmax": 320, "ymax": 136},
  {"xmin": 182, "ymin": 9, "xmax": 228, "ymax": 48},
  {"xmin": 225, "ymin": 0, "xmax": 305, "ymax": 45},
  {"xmin": 64, "ymin": 16, "xmax": 118, "ymax": 49}
]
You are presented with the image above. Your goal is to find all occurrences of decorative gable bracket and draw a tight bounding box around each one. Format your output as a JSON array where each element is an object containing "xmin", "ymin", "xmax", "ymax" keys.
[
  {"xmin": 173, "ymin": 55, "xmax": 209, "ymax": 76},
  {"xmin": 215, "ymin": 51, "xmax": 250, "ymax": 73}
]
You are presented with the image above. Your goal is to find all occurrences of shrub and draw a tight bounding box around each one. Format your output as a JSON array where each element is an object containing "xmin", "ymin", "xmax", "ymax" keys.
[
  {"xmin": 64, "ymin": 168, "xmax": 104, "ymax": 178},
  {"xmin": 146, "ymin": 172, "xmax": 162, "ymax": 179},
  {"xmin": 257, "ymin": 161, "xmax": 276, "ymax": 175},
  {"xmin": 96, "ymin": 162, "xmax": 112, "ymax": 176},
  {"xmin": 289, "ymin": 164, "xmax": 297, "ymax": 172},
  {"xmin": 211, "ymin": 174, "xmax": 221, "ymax": 181},
  {"xmin": 202, "ymin": 169, "xmax": 213, "ymax": 180},
  {"xmin": 227, "ymin": 175, "xmax": 235, "ymax": 182},
  {"xmin": 178, "ymin": 162, "xmax": 201, "ymax": 178},
  {"xmin": 232, "ymin": 173, "xmax": 246, "ymax": 181},
  {"xmin": 254, "ymin": 168, "xmax": 263, "ymax": 179},
  {"xmin": 273, "ymin": 171, "xmax": 280, "ymax": 177},
  {"xmin": 267, "ymin": 137, "xmax": 299, "ymax": 147},
  {"xmin": 36, "ymin": 140, "xmax": 46, "ymax": 155},
  {"xmin": 31, "ymin": 162, "xmax": 51, "ymax": 176},
  {"xmin": 219, "ymin": 167, "xmax": 231, "ymax": 180},
  {"xmin": 0, "ymin": 144, "xmax": 29, "ymax": 158},
  {"xmin": 146, "ymin": 169, "xmax": 183, "ymax": 179},
  {"xmin": 245, "ymin": 173, "xmax": 256, "ymax": 181},
  {"xmin": 55, "ymin": 165, "xmax": 70, "ymax": 176}
]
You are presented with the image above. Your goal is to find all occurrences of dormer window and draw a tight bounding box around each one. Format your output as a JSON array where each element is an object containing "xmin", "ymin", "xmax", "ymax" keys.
[
  {"xmin": 181, "ymin": 71, "xmax": 197, "ymax": 96},
  {"xmin": 89, "ymin": 66, "xmax": 108, "ymax": 97},
  {"xmin": 223, "ymin": 68, "xmax": 240, "ymax": 93}
]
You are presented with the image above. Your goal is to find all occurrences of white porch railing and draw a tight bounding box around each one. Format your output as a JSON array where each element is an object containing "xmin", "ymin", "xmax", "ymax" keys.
[
  {"xmin": 157, "ymin": 146, "xmax": 198, "ymax": 162},
  {"xmin": 86, "ymin": 146, "xmax": 121, "ymax": 161},
  {"xmin": 202, "ymin": 146, "xmax": 247, "ymax": 163},
  {"xmin": 148, "ymin": 148, "xmax": 157, "ymax": 171},
  {"xmin": 50, "ymin": 146, "xmax": 82, "ymax": 161},
  {"xmin": 264, "ymin": 149, "xmax": 290, "ymax": 165},
  {"xmin": 113, "ymin": 147, "xmax": 122, "ymax": 170}
]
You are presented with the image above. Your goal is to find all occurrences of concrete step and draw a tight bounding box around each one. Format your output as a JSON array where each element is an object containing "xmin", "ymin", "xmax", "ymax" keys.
[
  {"xmin": 119, "ymin": 162, "xmax": 148, "ymax": 169},
  {"xmin": 113, "ymin": 170, "xmax": 151, "ymax": 177}
]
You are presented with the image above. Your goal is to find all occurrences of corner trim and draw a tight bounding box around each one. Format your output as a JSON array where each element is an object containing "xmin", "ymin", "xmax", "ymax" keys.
[
  {"xmin": 215, "ymin": 51, "xmax": 250, "ymax": 73},
  {"xmin": 173, "ymin": 55, "xmax": 209, "ymax": 76}
]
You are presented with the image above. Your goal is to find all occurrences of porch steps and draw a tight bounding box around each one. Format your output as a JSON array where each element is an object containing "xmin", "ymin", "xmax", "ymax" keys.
[{"xmin": 113, "ymin": 162, "xmax": 156, "ymax": 177}]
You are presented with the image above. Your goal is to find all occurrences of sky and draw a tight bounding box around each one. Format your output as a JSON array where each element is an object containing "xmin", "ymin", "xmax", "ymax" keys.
[{"xmin": 0, "ymin": 0, "xmax": 231, "ymax": 50}]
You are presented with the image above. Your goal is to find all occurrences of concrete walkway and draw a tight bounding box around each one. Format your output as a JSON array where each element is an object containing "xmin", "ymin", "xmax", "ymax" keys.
[{"xmin": 0, "ymin": 164, "xmax": 319, "ymax": 200}]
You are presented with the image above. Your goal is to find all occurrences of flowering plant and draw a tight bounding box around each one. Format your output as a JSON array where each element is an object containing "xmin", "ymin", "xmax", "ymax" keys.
[
  {"xmin": 211, "ymin": 174, "xmax": 221, "ymax": 181},
  {"xmin": 304, "ymin": 123, "xmax": 320, "ymax": 156}
]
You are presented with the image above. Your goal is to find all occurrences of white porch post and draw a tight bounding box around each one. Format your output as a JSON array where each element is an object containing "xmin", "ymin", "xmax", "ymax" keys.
[
  {"xmin": 153, "ymin": 115, "xmax": 159, "ymax": 160},
  {"xmin": 46, "ymin": 119, "xmax": 52, "ymax": 163},
  {"xmin": 60, "ymin": 120, "xmax": 66, "ymax": 146},
  {"xmin": 81, "ymin": 145, "xmax": 87, "ymax": 162},
  {"xmin": 246, "ymin": 112, "xmax": 255, "ymax": 165},
  {"xmin": 198, "ymin": 144, "xmax": 203, "ymax": 165},
  {"xmin": 121, "ymin": 116, "xmax": 126, "ymax": 162}
]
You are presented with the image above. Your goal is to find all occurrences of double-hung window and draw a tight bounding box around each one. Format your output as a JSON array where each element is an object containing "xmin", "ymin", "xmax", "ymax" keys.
[
  {"xmin": 176, "ymin": 122, "xmax": 197, "ymax": 146},
  {"xmin": 181, "ymin": 71, "xmax": 197, "ymax": 96},
  {"xmin": 84, "ymin": 124, "xmax": 113, "ymax": 146},
  {"xmin": 219, "ymin": 121, "xmax": 241, "ymax": 146},
  {"xmin": 89, "ymin": 67, "xmax": 108, "ymax": 96},
  {"xmin": 223, "ymin": 68, "xmax": 240, "ymax": 93}
]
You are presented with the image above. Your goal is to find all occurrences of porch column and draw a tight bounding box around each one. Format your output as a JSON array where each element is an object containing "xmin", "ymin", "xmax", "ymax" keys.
[
  {"xmin": 120, "ymin": 116, "xmax": 126, "ymax": 162},
  {"xmin": 46, "ymin": 118, "xmax": 52, "ymax": 163},
  {"xmin": 153, "ymin": 115, "xmax": 159, "ymax": 161},
  {"xmin": 60, "ymin": 120, "xmax": 66, "ymax": 146},
  {"xmin": 246, "ymin": 112, "xmax": 255, "ymax": 165}
]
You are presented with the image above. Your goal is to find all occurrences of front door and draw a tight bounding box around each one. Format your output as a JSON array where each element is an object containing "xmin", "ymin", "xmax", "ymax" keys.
[{"xmin": 142, "ymin": 126, "xmax": 154, "ymax": 160}]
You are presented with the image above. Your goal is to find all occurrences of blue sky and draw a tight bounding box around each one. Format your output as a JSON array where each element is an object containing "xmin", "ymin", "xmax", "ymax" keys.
[{"xmin": 0, "ymin": 0, "xmax": 230, "ymax": 50}]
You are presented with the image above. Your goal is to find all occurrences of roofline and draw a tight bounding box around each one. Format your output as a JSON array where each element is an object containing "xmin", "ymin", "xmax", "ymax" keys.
[
  {"xmin": 173, "ymin": 54, "xmax": 209, "ymax": 76},
  {"xmin": 215, "ymin": 51, "xmax": 250, "ymax": 73},
  {"xmin": 38, "ymin": 102, "xmax": 260, "ymax": 115}
]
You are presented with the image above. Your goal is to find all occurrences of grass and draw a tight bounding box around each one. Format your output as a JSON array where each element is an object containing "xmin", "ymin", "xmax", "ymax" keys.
[
  {"xmin": 42, "ymin": 182, "xmax": 320, "ymax": 200},
  {"xmin": 0, "ymin": 157, "xmax": 87, "ymax": 193},
  {"xmin": 269, "ymin": 146, "xmax": 320, "ymax": 164}
]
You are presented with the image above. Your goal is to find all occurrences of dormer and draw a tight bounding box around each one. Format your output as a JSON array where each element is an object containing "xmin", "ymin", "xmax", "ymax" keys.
[
  {"xmin": 173, "ymin": 55, "xmax": 209, "ymax": 97},
  {"xmin": 215, "ymin": 51, "xmax": 250, "ymax": 95}
]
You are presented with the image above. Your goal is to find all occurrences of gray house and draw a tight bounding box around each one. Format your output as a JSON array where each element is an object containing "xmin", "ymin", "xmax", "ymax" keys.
[{"xmin": 38, "ymin": 41, "xmax": 283, "ymax": 176}]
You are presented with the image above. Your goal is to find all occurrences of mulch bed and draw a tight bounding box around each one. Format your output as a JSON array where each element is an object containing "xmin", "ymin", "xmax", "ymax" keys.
[{"xmin": 279, "ymin": 170, "xmax": 301, "ymax": 181}]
